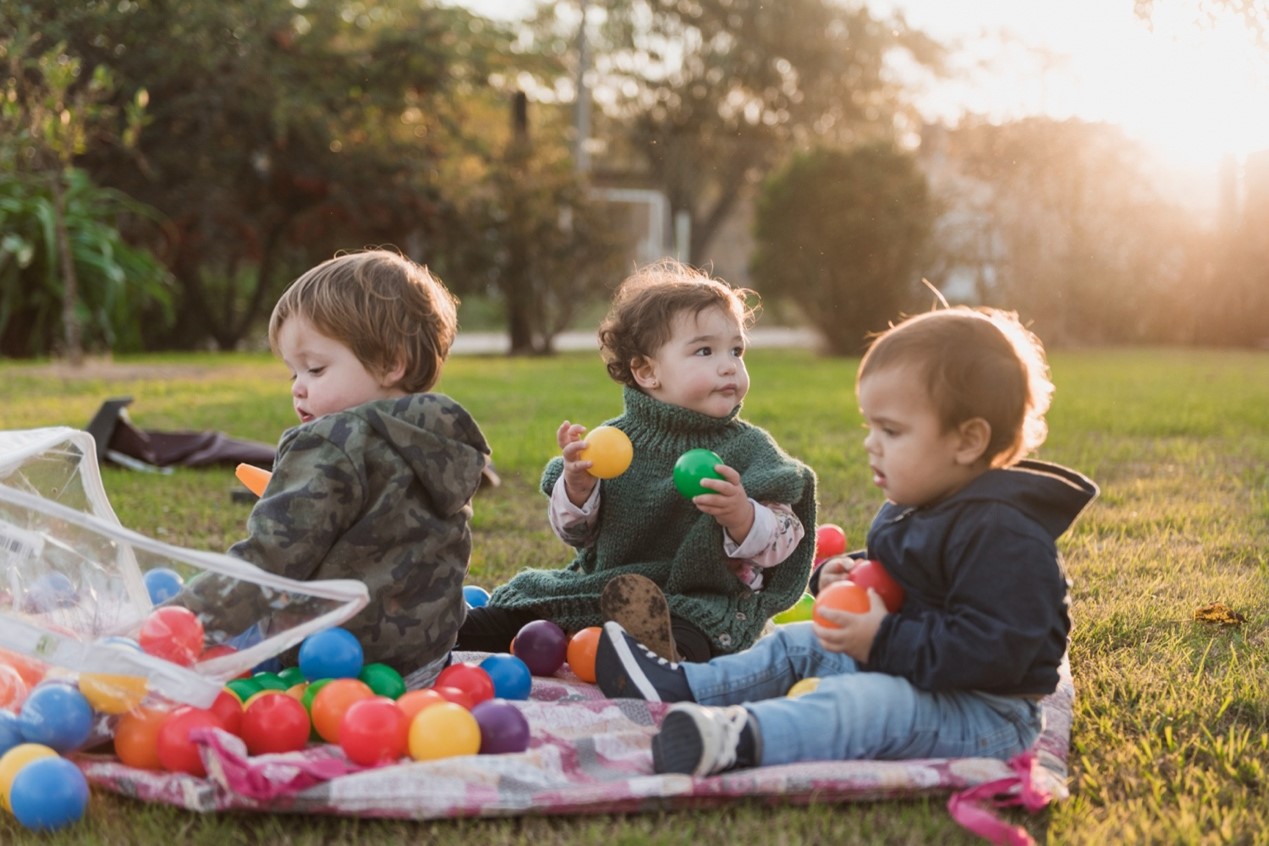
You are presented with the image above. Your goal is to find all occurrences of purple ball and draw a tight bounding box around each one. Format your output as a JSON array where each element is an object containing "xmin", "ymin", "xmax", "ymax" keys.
[
  {"xmin": 512, "ymin": 620, "xmax": 568, "ymax": 677},
  {"xmin": 472, "ymin": 699, "xmax": 531, "ymax": 754}
]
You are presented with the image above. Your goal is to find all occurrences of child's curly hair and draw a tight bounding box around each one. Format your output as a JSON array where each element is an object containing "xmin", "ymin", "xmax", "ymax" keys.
[
  {"xmin": 858, "ymin": 307, "xmax": 1054, "ymax": 467},
  {"xmin": 598, "ymin": 259, "xmax": 760, "ymax": 388}
]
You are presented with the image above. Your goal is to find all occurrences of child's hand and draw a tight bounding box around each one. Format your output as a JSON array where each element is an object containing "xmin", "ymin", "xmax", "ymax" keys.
[
  {"xmin": 815, "ymin": 555, "xmax": 856, "ymax": 589},
  {"xmin": 812, "ymin": 588, "xmax": 888, "ymax": 662},
  {"xmin": 557, "ymin": 420, "xmax": 597, "ymax": 507},
  {"xmin": 693, "ymin": 463, "xmax": 755, "ymax": 543}
]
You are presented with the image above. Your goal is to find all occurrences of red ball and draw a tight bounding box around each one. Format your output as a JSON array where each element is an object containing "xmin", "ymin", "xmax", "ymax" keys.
[
  {"xmin": 241, "ymin": 692, "xmax": 311, "ymax": 755},
  {"xmin": 208, "ymin": 689, "xmax": 244, "ymax": 736},
  {"xmin": 433, "ymin": 663, "xmax": 495, "ymax": 706},
  {"xmin": 814, "ymin": 523, "xmax": 848, "ymax": 563},
  {"xmin": 339, "ymin": 697, "xmax": 408, "ymax": 766},
  {"xmin": 138, "ymin": 607, "xmax": 205, "ymax": 667},
  {"xmin": 512, "ymin": 620, "xmax": 568, "ymax": 677},
  {"xmin": 812, "ymin": 581, "xmax": 869, "ymax": 628},
  {"xmin": 156, "ymin": 706, "xmax": 223, "ymax": 776},
  {"xmin": 432, "ymin": 685, "xmax": 476, "ymax": 711},
  {"xmin": 848, "ymin": 559, "xmax": 905, "ymax": 613},
  {"xmin": 310, "ymin": 678, "xmax": 374, "ymax": 744}
]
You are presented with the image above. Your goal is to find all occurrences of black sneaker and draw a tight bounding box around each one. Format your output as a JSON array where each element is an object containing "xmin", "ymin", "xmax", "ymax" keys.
[
  {"xmin": 595, "ymin": 621, "xmax": 693, "ymax": 702},
  {"xmin": 652, "ymin": 703, "xmax": 757, "ymax": 777}
]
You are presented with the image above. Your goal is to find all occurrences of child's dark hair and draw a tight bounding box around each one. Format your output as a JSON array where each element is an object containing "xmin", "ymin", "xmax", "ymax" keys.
[
  {"xmin": 598, "ymin": 259, "xmax": 760, "ymax": 388},
  {"xmin": 858, "ymin": 307, "xmax": 1053, "ymax": 467},
  {"xmin": 268, "ymin": 249, "xmax": 458, "ymax": 394}
]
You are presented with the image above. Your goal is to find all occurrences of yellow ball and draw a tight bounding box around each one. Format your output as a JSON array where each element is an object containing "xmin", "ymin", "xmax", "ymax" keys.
[
  {"xmin": 79, "ymin": 672, "xmax": 148, "ymax": 714},
  {"xmin": 408, "ymin": 702, "xmax": 481, "ymax": 761},
  {"xmin": 580, "ymin": 426, "xmax": 633, "ymax": 479},
  {"xmin": 0, "ymin": 743, "xmax": 58, "ymax": 811},
  {"xmin": 787, "ymin": 677, "xmax": 821, "ymax": 698}
]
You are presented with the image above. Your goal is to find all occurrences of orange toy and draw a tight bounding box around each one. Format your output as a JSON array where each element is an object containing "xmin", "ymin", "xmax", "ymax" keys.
[
  {"xmin": 812, "ymin": 581, "xmax": 870, "ymax": 628},
  {"xmin": 566, "ymin": 627, "xmax": 602, "ymax": 683},
  {"xmin": 235, "ymin": 463, "xmax": 272, "ymax": 497}
]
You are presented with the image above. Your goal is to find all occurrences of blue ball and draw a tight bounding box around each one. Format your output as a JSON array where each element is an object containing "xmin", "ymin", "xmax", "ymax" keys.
[
  {"xmin": 17, "ymin": 684, "xmax": 94, "ymax": 753},
  {"xmin": 9, "ymin": 755, "xmax": 89, "ymax": 831},
  {"xmin": 22, "ymin": 573, "xmax": 78, "ymax": 612},
  {"xmin": 463, "ymin": 585, "xmax": 491, "ymax": 608},
  {"xmin": 478, "ymin": 653, "xmax": 532, "ymax": 700},
  {"xmin": 297, "ymin": 627, "xmax": 364, "ymax": 681},
  {"xmin": 143, "ymin": 567, "xmax": 185, "ymax": 604},
  {"xmin": 0, "ymin": 709, "xmax": 24, "ymax": 756}
]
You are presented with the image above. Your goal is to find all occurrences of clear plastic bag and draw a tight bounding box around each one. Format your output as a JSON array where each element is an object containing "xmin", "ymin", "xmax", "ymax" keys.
[{"xmin": 0, "ymin": 428, "xmax": 368, "ymax": 713}]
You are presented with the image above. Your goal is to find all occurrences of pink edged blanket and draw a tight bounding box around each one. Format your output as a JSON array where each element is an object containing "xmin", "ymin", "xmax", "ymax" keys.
[{"xmin": 76, "ymin": 653, "xmax": 1073, "ymax": 836}]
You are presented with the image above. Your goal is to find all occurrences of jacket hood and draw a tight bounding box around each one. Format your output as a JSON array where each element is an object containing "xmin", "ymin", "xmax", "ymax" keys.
[{"xmin": 953, "ymin": 459, "xmax": 1099, "ymax": 539}]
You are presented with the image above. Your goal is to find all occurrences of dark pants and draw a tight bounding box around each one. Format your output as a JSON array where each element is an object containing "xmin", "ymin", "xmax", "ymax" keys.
[{"xmin": 456, "ymin": 605, "xmax": 717, "ymax": 662}]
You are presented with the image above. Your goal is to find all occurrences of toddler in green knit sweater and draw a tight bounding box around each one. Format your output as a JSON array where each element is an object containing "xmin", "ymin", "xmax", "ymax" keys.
[{"xmin": 457, "ymin": 259, "xmax": 816, "ymax": 662}]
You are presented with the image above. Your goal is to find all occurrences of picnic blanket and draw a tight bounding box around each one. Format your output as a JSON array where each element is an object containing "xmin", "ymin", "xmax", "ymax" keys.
[{"xmin": 77, "ymin": 652, "xmax": 1073, "ymax": 839}]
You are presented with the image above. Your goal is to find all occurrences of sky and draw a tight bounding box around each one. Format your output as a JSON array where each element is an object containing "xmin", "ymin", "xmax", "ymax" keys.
[{"xmin": 448, "ymin": 1, "xmax": 1269, "ymax": 197}]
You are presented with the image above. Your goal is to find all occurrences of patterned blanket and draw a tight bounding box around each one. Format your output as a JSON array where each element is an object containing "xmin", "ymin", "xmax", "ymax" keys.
[{"xmin": 76, "ymin": 653, "xmax": 1073, "ymax": 828}]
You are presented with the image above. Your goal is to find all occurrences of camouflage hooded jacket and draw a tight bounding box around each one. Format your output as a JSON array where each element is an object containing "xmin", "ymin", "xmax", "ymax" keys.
[{"xmin": 184, "ymin": 394, "xmax": 489, "ymax": 676}]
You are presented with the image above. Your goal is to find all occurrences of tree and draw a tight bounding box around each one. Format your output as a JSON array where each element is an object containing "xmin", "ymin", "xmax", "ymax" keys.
[
  {"xmin": 29, "ymin": 0, "xmax": 523, "ymax": 350},
  {"xmin": 0, "ymin": 28, "xmax": 170, "ymax": 360},
  {"xmin": 927, "ymin": 117, "xmax": 1206, "ymax": 344},
  {"xmin": 526, "ymin": 0, "xmax": 942, "ymax": 265},
  {"xmin": 751, "ymin": 144, "xmax": 934, "ymax": 355}
]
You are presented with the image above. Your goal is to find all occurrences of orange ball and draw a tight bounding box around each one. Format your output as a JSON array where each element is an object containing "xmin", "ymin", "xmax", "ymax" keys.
[
  {"xmin": 114, "ymin": 707, "xmax": 170, "ymax": 770},
  {"xmin": 309, "ymin": 678, "xmax": 374, "ymax": 743},
  {"xmin": 396, "ymin": 689, "xmax": 446, "ymax": 723},
  {"xmin": 566, "ymin": 627, "xmax": 601, "ymax": 683},
  {"xmin": 812, "ymin": 581, "xmax": 869, "ymax": 627}
]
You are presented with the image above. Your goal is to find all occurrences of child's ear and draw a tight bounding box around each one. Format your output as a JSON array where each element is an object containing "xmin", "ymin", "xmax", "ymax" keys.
[
  {"xmin": 630, "ymin": 356, "xmax": 659, "ymax": 390},
  {"xmin": 381, "ymin": 357, "xmax": 407, "ymax": 388},
  {"xmin": 955, "ymin": 418, "xmax": 991, "ymax": 465}
]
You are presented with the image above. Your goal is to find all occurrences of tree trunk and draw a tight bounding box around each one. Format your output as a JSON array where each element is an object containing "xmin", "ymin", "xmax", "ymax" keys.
[{"xmin": 51, "ymin": 169, "xmax": 84, "ymax": 367}]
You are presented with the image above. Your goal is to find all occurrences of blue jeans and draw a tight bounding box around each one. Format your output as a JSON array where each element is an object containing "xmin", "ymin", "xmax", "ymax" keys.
[{"xmin": 681, "ymin": 622, "xmax": 1043, "ymax": 765}]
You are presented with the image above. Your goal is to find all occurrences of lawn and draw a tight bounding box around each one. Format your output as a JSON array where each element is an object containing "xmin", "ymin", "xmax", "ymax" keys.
[{"xmin": 0, "ymin": 346, "xmax": 1266, "ymax": 845}]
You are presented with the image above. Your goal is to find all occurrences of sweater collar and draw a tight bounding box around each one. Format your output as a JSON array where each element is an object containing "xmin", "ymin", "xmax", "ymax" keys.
[{"xmin": 618, "ymin": 385, "xmax": 742, "ymax": 454}]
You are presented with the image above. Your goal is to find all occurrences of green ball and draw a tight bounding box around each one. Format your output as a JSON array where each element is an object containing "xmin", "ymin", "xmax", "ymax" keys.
[
  {"xmin": 251, "ymin": 672, "xmax": 289, "ymax": 691},
  {"xmin": 673, "ymin": 448, "xmax": 724, "ymax": 498},
  {"xmin": 277, "ymin": 665, "xmax": 307, "ymax": 687},
  {"xmin": 358, "ymin": 662, "xmax": 406, "ymax": 699},
  {"xmin": 224, "ymin": 677, "xmax": 265, "ymax": 703}
]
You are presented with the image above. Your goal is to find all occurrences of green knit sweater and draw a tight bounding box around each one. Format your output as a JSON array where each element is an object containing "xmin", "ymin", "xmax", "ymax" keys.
[{"xmin": 489, "ymin": 386, "xmax": 817, "ymax": 653}]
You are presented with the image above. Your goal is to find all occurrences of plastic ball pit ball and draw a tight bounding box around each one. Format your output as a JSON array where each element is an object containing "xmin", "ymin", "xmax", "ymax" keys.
[
  {"xmin": 478, "ymin": 653, "xmax": 532, "ymax": 700},
  {"xmin": 812, "ymin": 581, "xmax": 870, "ymax": 627},
  {"xmin": 17, "ymin": 683, "xmax": 94, "ymax": 753},
  {"xmin": 396, "ymin": 689, "xmax": 446, "ymax": 722},
  {"xmin": 579, "ymin": 425, "xmax": 633, "ymax": 479},
  {"xmin": 813, "ymin": 523, "xmax": 848, "ymax": 562},
  {"xmin": 298, "ymin": 627, "xmax": 364, "ymax": 681},
  {"xmin": 241, "ymin": 691, "xmax": 311, "ymax": 755},
  {"xmin": 358, "ymin": 663, "xmax": 406, "ymax": 699},
  {"xmin": 339, "ymin": 696, "xmax": 408, "ymax": 766},
  {"xmin": 847, "ymin": 559, "xmax": 906, "ymax": 613},
  {"xmin": 142, "ymin": 567, "xmax": 185, "ymax": 604},
  {"xmin": 310, "ymin": 678, "xmax": 375, "ymax": 743},
  {"xmin": 472, "ymin": 699, "xmax": 531, "ymax": 754},
  {"xmin": 156, "ymin": 706, "xmax": 224, "ymax": 777},
  {"xmin": 0, "ymin": 743, "xmax": 57, "ymax": 811},
  {"xmin": 21, "ymin": 572, "xmax": 78, "ymax": 613},
  {"xmin": 138, "ymin": 606, "xmax": 205, "ymax": 666},
  {"xmin": 78, "ymin": 671, "xmax": 147, "ymax": 715},
  {"xmin": 772, "ymin": 592, "xmax": 816, "ymax": 625},
  {"xmin": 113, "ymin": 707, "xmax": 168, "ymax": 770},
  {"xmin": 9, "ymin": 755, "xmax": 89, "ymax": 832},
  {"xmin": 463, "ymin": 584, "xmax": 491, "ymax": 608},
  {"xmin": 0, "ymin": 711, "xmax": 23, "ymax": 758},
  {"xmin": 408, "ymin": 701, "xmax": 480, "ymax": 761},
  {"xmin": 512, "ymin": 620, "xmax": 568, "ymax": 677},
  {"xmin": 434, "ymin": 663, "xmax": 496, "ymax": 706},
  {"xmin": 566, "ymin": 627, "xmax": 601, "ymax": 683},
  {"xmin": 787, "ymin": 677, "xmax": 821, "ymax": 698},
  {"xmin": 672, "ymin": 448, "xmax": 724, "ymax": 498}
]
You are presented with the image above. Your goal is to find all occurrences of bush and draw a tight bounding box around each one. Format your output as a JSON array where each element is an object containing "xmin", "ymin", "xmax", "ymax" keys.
[
  {"xmin": 0, "ymin": 168, "xmax": 173, "ymax": 358},
  {"xmin": 751, "ymin": 144, "xmax": 934, "ymax": 355}
]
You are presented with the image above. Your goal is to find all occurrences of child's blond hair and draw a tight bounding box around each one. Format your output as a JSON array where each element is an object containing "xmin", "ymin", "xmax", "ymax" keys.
[
  {"xmin": 598, "ymin": 259, "xmax": 760, "ymax": 388},
  {"xmin": 268, "ymin": 249, "xmax": 458, "ymax": 394},
  {"xmin": 858, "ymin": 307, "xmax": 1053, "ymax": 466}
]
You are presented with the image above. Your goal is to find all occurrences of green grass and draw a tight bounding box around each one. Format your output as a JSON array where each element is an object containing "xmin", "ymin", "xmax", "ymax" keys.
[{"xmin": 0, "ymin": 346, "xmax": 1266, "ymax": 845}]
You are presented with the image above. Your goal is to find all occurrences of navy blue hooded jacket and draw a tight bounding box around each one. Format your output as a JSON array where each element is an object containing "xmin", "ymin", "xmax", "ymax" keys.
[{"xmin": 815, "ymin": 460, "xmax": 1097, "ymax": 696}]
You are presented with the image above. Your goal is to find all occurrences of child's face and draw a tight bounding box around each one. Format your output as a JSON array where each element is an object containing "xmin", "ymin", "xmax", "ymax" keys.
[
  {"xmin": 857, "ymin": 364, "xmax": 983, "ymax": 508},
  {"xmin": 635, "ymin": 305, "xmax": 749, "ymax": 418},
  {"xmin": 276, "ymin": 314, "xmax": 406, "ymax": 423}
]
